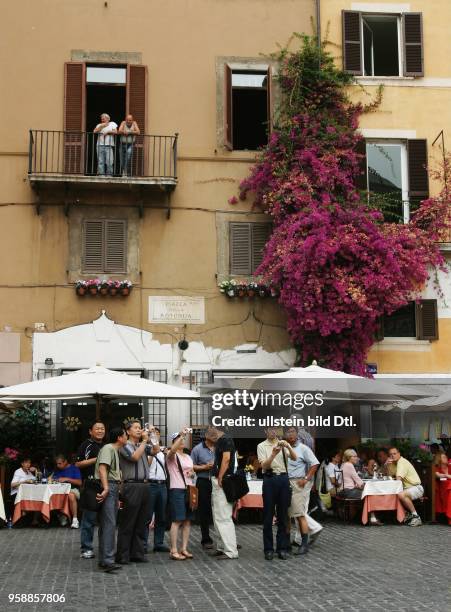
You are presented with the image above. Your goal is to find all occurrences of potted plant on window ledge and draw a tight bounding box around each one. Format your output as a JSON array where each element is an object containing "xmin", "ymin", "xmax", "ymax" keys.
[
  {"xmin": 75, "ymin": 280, "xmax": 88, "ymax": 296},
  {"xmin": 120, "ymin": 280, "xmax": 133, "ymax": 296}
]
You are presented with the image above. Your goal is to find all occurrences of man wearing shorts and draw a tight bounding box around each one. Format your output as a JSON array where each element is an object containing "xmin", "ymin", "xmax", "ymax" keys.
[
  {"xmin": 387, "ymin": 447, "xmax": 423, "ymax": 526},
  {"xmin": 285, "ymin": 427, "xmax": 319, "ymax": 555},
  {"xmin": 52, "ymin": 454, "xmax": 82, "ymax": 529}
]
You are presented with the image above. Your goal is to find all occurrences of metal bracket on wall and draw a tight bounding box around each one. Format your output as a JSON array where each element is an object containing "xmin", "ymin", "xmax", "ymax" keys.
[
  {"xmin": 137, "ymin": 187, "xmax": 144, "ymax": 218},
  {"xmin": 63, "ymin": 183, "xmax": 71, "ymax": 217},
  {"xmin": 165, "ymin": 185, "xmax": 174, "ymax": 220},
  {"xmin": 32, "ymin": 182, "xmax": 41, "ymax": 215}
]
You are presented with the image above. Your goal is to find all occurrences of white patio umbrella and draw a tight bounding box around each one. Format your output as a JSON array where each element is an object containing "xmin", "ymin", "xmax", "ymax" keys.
[
  {"xmin": 396, "ymin": 390, "xmax": 451, "ymax": 413},
  {"xmin": 246, "ymin": 362, "xmax": 430, "ymax": 402},
  {"xmin": 0, "ymin": 366, "xmax": 198, "ymax": 411}
]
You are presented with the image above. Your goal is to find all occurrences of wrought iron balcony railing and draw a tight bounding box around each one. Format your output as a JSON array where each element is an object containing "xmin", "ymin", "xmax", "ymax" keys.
[{"xmin": 28, "ymin": 130, "xmax": 178, "ymax": 181}]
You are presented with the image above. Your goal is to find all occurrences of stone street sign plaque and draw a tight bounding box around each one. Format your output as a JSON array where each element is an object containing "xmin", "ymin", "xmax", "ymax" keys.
[{"xmin": 148, "ymin": 296, "xmax": 205, "ymax": 325}]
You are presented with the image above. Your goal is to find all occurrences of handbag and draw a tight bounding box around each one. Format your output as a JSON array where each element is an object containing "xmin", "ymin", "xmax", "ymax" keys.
[
  {"xmin": 319, "ymin": 463, "xmax": 332, "ymax": 509},
  {"xmin": 221, "ymin": 472, "xmax": 249, "ymax": 503},
  {"xmin": 79, "ymin": 479, "xmax": 103, "ymax": 512},
  {"xmin": 176, "ymin": 454, "xmax": 198, "ymax": 511}
]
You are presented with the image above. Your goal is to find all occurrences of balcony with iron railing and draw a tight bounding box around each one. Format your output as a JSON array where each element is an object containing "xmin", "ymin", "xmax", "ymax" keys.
[{"xmin": 28, "ymin": 130, "xmax": 178, "ymax": 189}]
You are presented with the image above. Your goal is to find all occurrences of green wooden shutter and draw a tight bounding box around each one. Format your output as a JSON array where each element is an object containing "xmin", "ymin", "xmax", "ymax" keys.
[
  {"xmin": 342, "ymin": 11, "xmax": 362, "ymax": 75},
  {"xmin": 230, "ymin": 222, "xmax": 251, "ymax": 275},
  {"xmin": 402, "ymin": 13, "xmax": 424, "ymax": 77},
  {"xmin": 105, "ymin": 220, "xmax": 127, "ymax": 273},
  {"xmin": 82, "ymin": 220, "xmax": 104, "ymax": 273},
  {"xmin": 408, "ymin": 139, "xmax": 429, "ymax": 198},
  {"xmin": 251, "ymin": 223, "xmax": 271, "ymax": 273},
  {"xmin": 416, "ymin": 299, "xmax": 438, "ymax": 340}
]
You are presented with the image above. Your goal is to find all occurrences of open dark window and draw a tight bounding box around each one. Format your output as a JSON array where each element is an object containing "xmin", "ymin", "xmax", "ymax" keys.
[
  {"xmin": 343, "ymin": 11, "xmax": 424, "ymax": 77},
  {"xmin": 379, "ymin": 299, "xmax": 438, "ymax": 340},
  {"xmin": 229, "ymin": 222, "xmax": 271, "ymax": 275},
  {"xmin": 82, "ymin": 219, "xmax": 127, "ymax": 274},
  {"xmin": 224, "ymin": 66, "xmax": 271, "ymax": 151}
]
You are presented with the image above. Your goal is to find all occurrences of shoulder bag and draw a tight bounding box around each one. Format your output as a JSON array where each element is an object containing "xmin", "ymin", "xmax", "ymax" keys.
[{"xmin": 175, "ymin": 454, "xmax": 198, "ymax": 511}]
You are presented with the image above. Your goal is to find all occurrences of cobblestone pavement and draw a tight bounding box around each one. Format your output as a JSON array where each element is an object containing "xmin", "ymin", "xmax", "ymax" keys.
[{"xmin": 0, "ymin": 521, "xmax": 449, "ymax": 612}]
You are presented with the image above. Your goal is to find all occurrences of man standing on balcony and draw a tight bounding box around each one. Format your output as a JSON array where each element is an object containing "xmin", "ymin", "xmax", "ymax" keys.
[
  {"xmin": 94, "ymin": 113, "xmax": 117, "ymax": 175},
  {"xmin": 118, "ymin": 114, "xmax": 140, "ymax": 176}
]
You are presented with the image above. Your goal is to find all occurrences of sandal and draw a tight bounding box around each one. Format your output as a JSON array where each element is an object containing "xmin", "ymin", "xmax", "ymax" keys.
[
  {"xmin": 169, "ymin": 551, "xmax": 185, "ymax": 560},
  {"xmin": 180, "ymin": 550, "xmax": 193, "ymax": 559}
]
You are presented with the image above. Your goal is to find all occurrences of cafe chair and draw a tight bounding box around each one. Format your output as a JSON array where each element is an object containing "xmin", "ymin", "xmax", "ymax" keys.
[{"xmin": 334, "ymin": 470, "xmax": 364, "ymax": 523}]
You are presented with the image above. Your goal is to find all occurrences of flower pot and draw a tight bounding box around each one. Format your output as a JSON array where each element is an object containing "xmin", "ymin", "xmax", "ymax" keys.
[
  {"xmin": 89, "ymin": 287, "xmax": 98, "ymax": 295},
  {"xmin": 76, "ymin": 286, "xmax": 86, "ymax": 296},
  {"xmin": 227, "ymin": 289, "xmax": 235, "ymax": 298},
  {"xmin": 121, "ymin": 287, "xmax": 130, "ymax": 296},
  {"xmin": 99, "ymin": 287, "xmax": 109, "ymax": 296},
  {"xmin": 109, "ymin": 287, "xmax": 118, "ymax": 296},
  {"xmin": 248, "ymin": 290, "xmax": 255, "ymax": 299}
]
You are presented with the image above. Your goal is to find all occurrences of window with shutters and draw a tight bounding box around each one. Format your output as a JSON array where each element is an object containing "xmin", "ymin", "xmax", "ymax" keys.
[
  {"xmin": 342, "ymin": 11, "xmax": 424, "ymax": 77},
  {"xmin": 82, "ymin": 219, "xmax": 127, "ymax": 274},
  {"xmin": 360, "ymin": 140, "xmax": 429, "ymax": 223},
  {"xmin": 224, "ymin": 66, "xmax": 271, "ymax": 151},
  {"xmin": 229, "ymin": 222, "xmax": 271, "ymax": 276},
  {"xmin": 381, "ymin": 300, "xmax": 438, "ymax": 340}
]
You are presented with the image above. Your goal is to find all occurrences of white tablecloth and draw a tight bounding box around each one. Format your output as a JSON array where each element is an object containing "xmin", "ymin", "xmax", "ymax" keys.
[
  {"xmin": 14, "ymin": 483, "xmax": 71, "ymax": 505},
  {"xmin": 362, "ymin": 479, "xmax": 402, "ymax": 499},
  {"xmin": 0, "ymin": 487, "xmax": 6, "ymax": 522}
]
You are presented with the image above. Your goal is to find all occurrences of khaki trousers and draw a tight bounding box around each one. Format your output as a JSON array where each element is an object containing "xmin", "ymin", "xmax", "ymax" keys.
[{"xmin": 211, "ymin": 477, "xmax": 238, "ymax": 558}]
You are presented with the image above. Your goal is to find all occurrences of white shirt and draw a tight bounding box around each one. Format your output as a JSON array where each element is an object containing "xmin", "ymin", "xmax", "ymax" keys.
[
  {"xmin": 11, "ymin": 468, "xmax": 36, "ymax": 495},
  {"xmin": 96, "ymin": 121, "xmax": 118, "ymax": 146},
  {"xmin": 148, "ymin": 451, "xmax": 167, "ymax": 481},
  {"xmin": 325, "ymin": 462, "xmax": 342, "ymax": 490}
]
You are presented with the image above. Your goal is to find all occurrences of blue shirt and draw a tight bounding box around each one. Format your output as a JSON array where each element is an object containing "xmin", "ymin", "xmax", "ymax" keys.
[
  {"xmin": 288, "ymin": 443, "xmax": 319, "ymax": 479},
  {"xmin": 191, "ymin": 441, "xmax": 215, "ymax": 479},
  {"xmin": 52, "ymin": 464, "xmax": 82, "ymax": 486}
]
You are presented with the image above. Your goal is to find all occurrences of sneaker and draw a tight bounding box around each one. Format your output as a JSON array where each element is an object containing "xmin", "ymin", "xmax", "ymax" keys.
[
  {"xmin": 58, "ymin": 515, "xmax": 68, "ymax": 527},
  {"xmin": 309, "ymin": 529, "xmax": 323, "ymax": 546},
  {"xmin": 71, "ymin": 518, "xmax": 79, "ymax": 529},
  {"xmin": 81, "ymin": 550, "xmax": 95, "ymax": 559},
  {"xmin": 403, "ymin": 511, "xmax": 413, "ymax": 524},
  {"xmin": 407, "ymin": 516, "xmax": 422, "ymax": 527}
]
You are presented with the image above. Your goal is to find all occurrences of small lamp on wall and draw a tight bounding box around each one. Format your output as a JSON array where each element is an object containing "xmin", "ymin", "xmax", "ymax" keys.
[{"xmin": 44, "ymin": 357, "xmax": 54, "ymax": 367}]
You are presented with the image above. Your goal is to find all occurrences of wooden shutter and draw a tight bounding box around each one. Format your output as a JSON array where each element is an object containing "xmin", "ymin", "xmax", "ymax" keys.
[
  {"xmin": 251, "ymin": 223, "xmax": 271, "ymax": 273},
  {"xmin": 105, "ymin": 220, "xmax": 127, "ymax": 273},
  {"xmin": 408, "ymin": 139, "xmax": 429, "ymax": 198},
  {"xmin": 416, "ymin": 299, "xmax": 438, "ymax": 340},
  {"xmin": 402, "ymin": 13, "xmax": 424, "ymax": 77},
  {"xmin": 355, "ymin": 138, "xmax": 367, "ymax": 190},
  {"xmin": 224, "ymin": 64, "xmax": 233, "ymax": 150},
  {"xmin": 127, "ymin": 65, "xmax": 147, "ymax": 175},
  {"xmin": 342, "ymin": 11, "xmax": 362, "ymax": 75},
  {"xmin": 64, "ymin": 62, "xmax": 86, "ymax": 174},
  {"xmin": 230, "ymin": 222, "xmax": 251, "ymax": 275},
  {"xmin": 82, "ymin": 220, "xmax": 104, "ymax": 273}
]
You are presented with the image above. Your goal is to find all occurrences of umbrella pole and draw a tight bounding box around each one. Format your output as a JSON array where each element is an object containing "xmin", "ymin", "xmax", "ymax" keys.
[{"xmin": 96, "ymin": 395, "xmax": 101, "ymax": 421}]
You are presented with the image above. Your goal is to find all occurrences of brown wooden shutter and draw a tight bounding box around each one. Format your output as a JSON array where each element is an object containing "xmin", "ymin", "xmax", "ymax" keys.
[
  {"xmin": 355, "ymin": 138, "xmax": 367, "ymax": 190},
  {"xmin": 251, "ymin": 223, "xmax": 271, "ymax": 273},
  {"xmin": 230, "ymin": 222, "xmax": 251, "ymax": 275},
  {"xmin": 127, "ymin": 65, "xmax": 147, "ymax": 175},
  {"xmin": 82, "ymin": 220, "xmax": 104, "ymax": 273},
  {"xmin": 105, "ymin": 220, "xmax": 127, "ymax": 273},
  {"xmin": 64, "ymin": 62, "xmax": 86, "ymax": 174},
  {"xmin": 402, "ymin": 13, "xmax": 424, "ymax": 77},
  {"xmin": 266, "ymin": 66, "xmax": 272, "ymax": 136},
  {"xmin": 408, "ymin": 139, "xmax": 429, "ymax": 198},
  {"xmin": 224, "ymin": 64, "xmax": 233, "ymax": 150},
  {"xmin": 342, "ymin": 11, "xmax": 362, "ymax": 75},
  {"xmin": 416, "ymin": 299, "xmax": 438, "ymax": 340}
]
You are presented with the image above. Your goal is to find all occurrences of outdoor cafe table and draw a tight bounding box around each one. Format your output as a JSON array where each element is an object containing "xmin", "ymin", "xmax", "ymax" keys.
[
  {"xmin": 0, "ymin": 486, "xmax": 6, "ymax": 522},
  {"xmin": 13, "ymin": 483, "xmax": 71, "ymax": 525},
  {"xmin": 233, "ymin": 479, "xmax": 263, "ymax": 518},
  {"xmin": 361, "ymin": 479, "xmax": 405, "ymax": 524}
]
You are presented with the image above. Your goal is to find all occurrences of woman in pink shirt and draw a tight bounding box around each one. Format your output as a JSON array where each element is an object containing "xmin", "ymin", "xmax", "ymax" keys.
[
  {"xmin": 340, "ymin": 449, "xmax": 364, "ymax": 498},
  {"xmin": 166, "ymin": 427, "xmax": 195, "ymax": 560}
]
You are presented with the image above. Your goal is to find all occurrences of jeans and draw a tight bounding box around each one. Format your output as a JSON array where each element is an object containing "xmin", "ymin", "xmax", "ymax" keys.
[
  {"xmin": 262, "ymin": 474, "xmax": 290, "ymax": 553},
  {"xmin": 196, "ymin": 478, "xmax": 213, "ymax": 543},
  {"xmin": 97, "ymin": 145, "xmax": 114, "ymax": 175},
  {"xmin": 119, "ymin": 143, "xmax": 134, "ymax": 175},
  {"xmin": 98, "ymin": 482, "xmax": 119, "ymax": 566},
  {"xmin": 147, "ymin": 482, "xmax": 167, "ymax": 549},
  {"xmin": 80, "ymin": 509, "xmax": 97, "ymax": 552}
]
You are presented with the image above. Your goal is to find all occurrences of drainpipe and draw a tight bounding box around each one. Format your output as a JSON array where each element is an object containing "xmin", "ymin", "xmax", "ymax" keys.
[{"xmin": 316, "ymin": 0, "xmax": 321, "ymax": 66}]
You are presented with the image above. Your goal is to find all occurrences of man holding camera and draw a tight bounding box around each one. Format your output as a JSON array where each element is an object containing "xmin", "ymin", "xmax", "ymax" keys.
[
  {"xmin": 257, "ymin": 428, "xmax": 297, "ymax": 560},
  {"xmin": 116, "ymin": 420, "xmax": 151, "ymax": 564}
]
